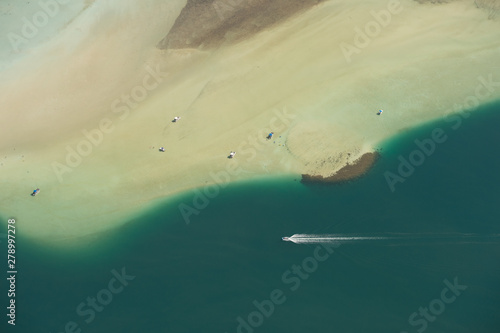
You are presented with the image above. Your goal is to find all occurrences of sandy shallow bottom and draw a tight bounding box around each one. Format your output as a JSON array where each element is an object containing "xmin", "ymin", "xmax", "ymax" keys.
[{"xmin": 0, "ymin": 0, "xmax": 499, "ymax": 244}]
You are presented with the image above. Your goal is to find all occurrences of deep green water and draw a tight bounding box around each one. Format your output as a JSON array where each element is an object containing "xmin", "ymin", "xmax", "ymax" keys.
[{"xmin": 4, "ymin": 102, "xmax": 500, "ymax": 333}]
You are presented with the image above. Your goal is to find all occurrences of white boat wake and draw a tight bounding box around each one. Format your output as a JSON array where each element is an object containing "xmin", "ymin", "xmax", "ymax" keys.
[
  {"xmin": 283, "ymin": 234, "xmax": 389, "ymax": 244},
  {"xmin": 282, "ymin": 233, "xmax": 500, "ymax": 244}
]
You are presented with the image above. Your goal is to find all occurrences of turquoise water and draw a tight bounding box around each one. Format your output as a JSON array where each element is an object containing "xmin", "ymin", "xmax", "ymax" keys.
[{"xmin": 4, "ymin": 102, "xmax": 500, "ymax": 333}]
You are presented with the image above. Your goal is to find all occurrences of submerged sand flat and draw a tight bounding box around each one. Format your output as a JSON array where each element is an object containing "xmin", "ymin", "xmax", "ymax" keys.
[{"xmin": 1, "ymin": 0, "xmax": 499, "ymax": 245}]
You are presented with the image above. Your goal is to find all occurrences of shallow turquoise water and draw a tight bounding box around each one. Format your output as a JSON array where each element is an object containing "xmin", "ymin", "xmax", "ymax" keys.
[{"xmin": 4, "ymin": 102, "xmax": 500, "ymax": 333}]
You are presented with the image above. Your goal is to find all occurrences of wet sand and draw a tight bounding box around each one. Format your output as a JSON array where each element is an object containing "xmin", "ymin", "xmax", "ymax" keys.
[
  {"xmin": 301, "ymin": 152, "xmax": 379, "ymax": 184},
  {"xmin": 158, "ymin": 0, "xmax": 325, "ymax": 49},
  {"xmin": 0, "ymin": 0, "xmax": 499, "ymax": 244}
]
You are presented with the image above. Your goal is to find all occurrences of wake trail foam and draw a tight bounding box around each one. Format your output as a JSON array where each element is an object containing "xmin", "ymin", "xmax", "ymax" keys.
[
  {"xmin": 288, "ymin": 234, "xmax": 391, "ymax": 244},
  {"xmin": 287, "ymin": 233, "xmax": 500, "ymax": 244}
]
